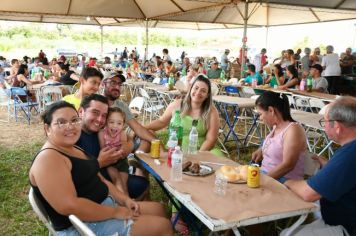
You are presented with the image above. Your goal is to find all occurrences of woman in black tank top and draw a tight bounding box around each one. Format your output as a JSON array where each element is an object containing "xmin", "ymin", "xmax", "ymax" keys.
[{"xmin": 29, "ymin": 101, "xmax": 173, "ymax": 236}]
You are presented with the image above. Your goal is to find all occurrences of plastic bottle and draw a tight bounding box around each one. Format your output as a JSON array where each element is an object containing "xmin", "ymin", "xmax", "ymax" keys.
[
  {"xmin": 168, "ymin": 73, "xmax": 174, "ymax": 91},
  {"xmin": 171, "ymin": 146, "xmax": 183, "ymax": 181},
  {"xmin": 167, "ymin": 131, "xmax": 178, "ymax": 167},
  {"xmin": 307, "ymin": 76, "xmax": 313, "ymax": 92},
  {"xmin": 169, "ymin": 110, "xmax": 183, "ymax": 146},
  {"xmin": 300, "ymin": 78, "xmax": 306, "ymax": 91},
  {"xmin": 188, "ymin": 120, "xmax": 198, "ymax": 155},
  {"xmin": 220, "ymin": 69, "xmax": 226, "ymax": 82}
]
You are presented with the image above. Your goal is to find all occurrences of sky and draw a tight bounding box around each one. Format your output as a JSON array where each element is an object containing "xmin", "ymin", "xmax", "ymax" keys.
[{"xmin": 1, "ymin": 19, "xmax": 355, "ymax": 60}]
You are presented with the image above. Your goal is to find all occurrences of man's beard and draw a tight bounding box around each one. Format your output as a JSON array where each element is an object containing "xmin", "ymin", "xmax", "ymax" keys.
[{"xmin": 105, "ymin": 91, "xmax": 119, "ymax": 101}]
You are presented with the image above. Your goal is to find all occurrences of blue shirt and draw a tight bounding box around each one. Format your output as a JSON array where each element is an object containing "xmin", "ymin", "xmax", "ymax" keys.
[
  {"xmin": 307, "ymin": 140, "xmax": 356, "ymax": 234},
  {"xmin": 244, "ymin": 72, "xmax": 263, "ymax": 85},
  {"xmin": 76, "ymin": 130, "xmax": 110, "ymax": 180}
]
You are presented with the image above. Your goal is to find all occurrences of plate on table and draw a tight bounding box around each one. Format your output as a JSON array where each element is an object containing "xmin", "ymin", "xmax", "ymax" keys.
[
  {"xmin": 183, "ymin": 164, "xmax": 214, "ymax": 177},
  {"xmin": 228, "ymin": 179, "xmax": 247, "ymax": 184}
]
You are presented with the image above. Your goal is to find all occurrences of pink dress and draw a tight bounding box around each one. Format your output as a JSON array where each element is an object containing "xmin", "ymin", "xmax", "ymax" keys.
[
  {"xmin": 103, "ymin": 127, "xmax": 122, "ymax": 149},
  {"xmin": 261, "ymin": 122, "xmax": 305, "ymax": 180}
]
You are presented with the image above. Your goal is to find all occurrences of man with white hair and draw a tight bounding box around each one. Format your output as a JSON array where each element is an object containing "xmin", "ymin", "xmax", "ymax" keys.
[
  {"xmin": 284, "ymin": 96, "xmax": 356, "ymax": 236},
  {"xmin": 321, "ymin": 45, "xmax": 341, "ymax": 94}
]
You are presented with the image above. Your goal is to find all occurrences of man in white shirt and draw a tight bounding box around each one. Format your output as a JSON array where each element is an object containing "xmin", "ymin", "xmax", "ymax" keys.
[
  {"xmin": 310, "ymin": 64, "xmax": 328, "ymax": 93},
  {"xmin": 321, "ymin": 45, "xmax": 341, "ymax": 94},
  {"xmin": 221, "ymin": 49, "xmax": 230, "ymax": 72},
  {"xmin": 253, "ymin": 48, "xmax": 268, "ymax": 74}
]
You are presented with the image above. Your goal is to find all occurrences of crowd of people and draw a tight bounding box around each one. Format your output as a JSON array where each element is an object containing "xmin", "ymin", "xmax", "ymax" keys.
[{"xmin": 1, "ymin": 45, "xmax": 355, "ymax": 235}]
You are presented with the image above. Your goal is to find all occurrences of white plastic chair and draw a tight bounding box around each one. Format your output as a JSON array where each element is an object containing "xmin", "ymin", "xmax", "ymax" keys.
[
  {"xmin": 128, "ymin": 96, "xmax": 144, "ymax": 119},
  {"xmin": 152, "ymin": 77, "xmax": 161, "ymax": 84},
  {"xmin": 211, "ymin": 82, "xmax": 219, "ymax": 96},
  {"xmin": 309, "ymin": 98, "xmax": 326, "ymax": 113},
  {"xmin": 139, "ymin": 88, "xmax": 164, "ymax": 123},
  {"xmin": 293, "ymin": 95, "xmax": 311, "ymax": 111},
  {"xmin": 0, "ymin": 87, "xmax": 11, "ymax": 122},
  {"xmin": 41, "ymin": 86, "xmax": 63, "ymax": 112},
  {"xmin": 28, "ymin": 187, "xmax": 57, "ymax": 235},
  {"xmin": 69, "ymin": 215, "xmax": 95, "ymax": 236},
  {"xmin": 175, "ymin": 80, "xmax": 186, "ymax": 92},
  {"xmin": 29, "ymin": 188, "xmax": 95, "ymax": 236},
  {"xmin": 241, "ymin": 86, "xmax": 256, "ymax": 98}
]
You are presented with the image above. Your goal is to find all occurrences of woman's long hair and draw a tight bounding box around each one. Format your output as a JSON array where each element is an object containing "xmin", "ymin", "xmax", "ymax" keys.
[{"xmin": 181, "ymin": 74, "xmax": 213, "ymax": 128}]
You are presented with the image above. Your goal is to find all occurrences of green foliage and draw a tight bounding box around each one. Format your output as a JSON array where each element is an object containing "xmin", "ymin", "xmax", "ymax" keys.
[{"xmin": 0, "ymin": 25, "xmax": 198, "ymax": 50}]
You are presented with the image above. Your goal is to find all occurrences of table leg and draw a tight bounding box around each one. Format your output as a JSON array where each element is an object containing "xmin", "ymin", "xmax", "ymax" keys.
[{"xmin": 282, "ymin": 213, "xmax": 308, "ymax": 236}]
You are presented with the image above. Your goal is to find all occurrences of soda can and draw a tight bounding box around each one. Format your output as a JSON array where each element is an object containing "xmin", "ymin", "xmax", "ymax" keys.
[
  {"xmin": 150, "ymin": 139, "xmax": 160, "ymax": 159},
  {"xmin": 247, "ymin": 164, "xmax": 260, "ymax": 188}
]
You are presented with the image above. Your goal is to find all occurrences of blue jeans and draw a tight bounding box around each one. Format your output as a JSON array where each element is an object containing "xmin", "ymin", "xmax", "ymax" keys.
[
  {"xmin": 261, "ymin": 170, "xmax": 288, "ymax": 184},
  {"xmin": 57, "ymin": 197, "xmax": 133, "ymax": 236}
]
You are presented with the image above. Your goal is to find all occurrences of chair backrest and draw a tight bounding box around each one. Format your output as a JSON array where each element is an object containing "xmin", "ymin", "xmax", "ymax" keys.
[
  {"xmin": 152, "ymin": 77, "xmax": 161, "ymax": 84},
  {"xmin": 139, "ymin": 88, "xmax": 150, "ymax": 99},
  {"xmin": 28, "ymin": 187, "xmax": 57, "ymax": 235},
  {"xmin": 41, "ymin": 86, "xmax": 63, "ymax": 109},
  {"xmin": 241, "ymin": 86, "xmax": 256, "ymax": 98},
  {"xmin": 229, "ymin": 78, "xmax": 238, "ymax": 84},
  {"xmin": 293, "ymin": 95, "xmax": 311, "ymax": 111},
  {"xmin": 304, "ymin": 152, "xmax": 320, "ymax": 176},
  {"xmin": 309, "ymin": 98, "xmax": 326, "ymax": 113},
  {"xmin": 0, "ymin": 87, "xmax": 9, "ymax": 106},
  {"xmin": 318, "ymin": 103, "xmax": 330, "ymax": 115},
  {"xmin": 211, "ymin": 82, "xmax": 219, "ymax": 96},
  {"xmin": 10, "ymin": 87, "xmax": 27, "ymax": 96},
  {"xmin": 224, "ymin": 86, "xmax": 239, "ymax": 96},
  {"xmin": 129, "ymin": 96, "xmax": 145, "ymax": 111}
]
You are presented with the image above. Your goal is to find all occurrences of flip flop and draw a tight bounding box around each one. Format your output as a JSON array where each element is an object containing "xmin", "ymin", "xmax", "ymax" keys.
[{"xmin": 171, "ymin": 215, "xmax": 190, "ymax": 236}]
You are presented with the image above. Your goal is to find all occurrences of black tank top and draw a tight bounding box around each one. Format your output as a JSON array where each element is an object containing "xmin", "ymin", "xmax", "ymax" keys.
[
  {"xmin": 30, "ymin": 147, "xmax": 108, "ymax": 231},
  {"xmin": 60, "ymin": 70, "xmax": 77, "ymax": 85}
]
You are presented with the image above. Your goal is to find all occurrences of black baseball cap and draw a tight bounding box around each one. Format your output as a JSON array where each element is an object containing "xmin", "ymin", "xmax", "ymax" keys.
[{"xmin": 105, "ymin": 72, "xmax": 126, "ymax": 83}]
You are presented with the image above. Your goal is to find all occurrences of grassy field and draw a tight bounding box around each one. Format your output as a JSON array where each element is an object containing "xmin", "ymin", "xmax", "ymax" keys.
[{"xmin": 0, "ymin": 142, "xmax": 47, "ymax": 235}]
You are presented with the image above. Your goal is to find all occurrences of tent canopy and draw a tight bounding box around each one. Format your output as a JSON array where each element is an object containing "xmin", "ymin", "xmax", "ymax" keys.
[{"xmin": 0, "ymin": 0, "xmax": 355, "ymax": 29}]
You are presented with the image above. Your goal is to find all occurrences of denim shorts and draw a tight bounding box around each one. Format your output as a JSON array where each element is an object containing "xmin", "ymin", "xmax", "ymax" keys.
[
  {"xmin": 57, "ymin": 196, "xmax": 133, "ymax": 236},
  {"xmin": 261, "ymin": 170, "xmax": 288, "ymax": 184}
]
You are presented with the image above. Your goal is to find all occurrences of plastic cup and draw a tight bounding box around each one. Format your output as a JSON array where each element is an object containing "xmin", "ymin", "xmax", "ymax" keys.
[{"xmin": 214, "ymin": 173, "xmax": 227, "ymax": 196}]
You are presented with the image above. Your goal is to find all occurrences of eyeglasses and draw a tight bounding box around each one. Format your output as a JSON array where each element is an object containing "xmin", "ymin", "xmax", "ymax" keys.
[
  {"xmin": 53, "ymin": 117, "xmax": 82, "ymax": 129},
  {"xmin": 318, "ymin": 118, "xmax": 341, "ymax": 127},
  {"xmin": 105, "ymin": 80, "xmax": 123, "ymax": 87}
]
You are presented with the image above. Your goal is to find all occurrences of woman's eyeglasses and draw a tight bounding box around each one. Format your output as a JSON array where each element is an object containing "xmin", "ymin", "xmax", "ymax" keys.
[{"xmin": 53, "ymin": 117, "xmax": 82, "ymax": 129}]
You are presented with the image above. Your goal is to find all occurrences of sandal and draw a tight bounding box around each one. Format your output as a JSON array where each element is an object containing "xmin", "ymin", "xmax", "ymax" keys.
[{"xmin": 171, "ymin": 215, "xmax": 190, "ymax": 236}]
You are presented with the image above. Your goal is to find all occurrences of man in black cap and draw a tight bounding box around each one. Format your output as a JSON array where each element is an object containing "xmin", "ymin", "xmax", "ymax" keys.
[{"xmin": 310, "ymin": 64, "xmax": 328, "ymax": 93}]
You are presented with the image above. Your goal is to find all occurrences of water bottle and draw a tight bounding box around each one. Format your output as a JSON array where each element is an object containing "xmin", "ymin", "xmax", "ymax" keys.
[
  {"xmin": 171, "ymin": 146, "xmax": 183, "ymax": 181},
  {"xmin": 214, "ymin": 173, "xmax": 227, "ymax": 196},
  {"xmin": 300, "ymin": 78, "xmax": 306, "ymax": 91},
  {"xmin": 188, "ymin": 120, "xmax": 198, "ymax": 155},
  {"xmin": 167, "ymin": 131, "xmax": 178, "ymax": 167}
]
